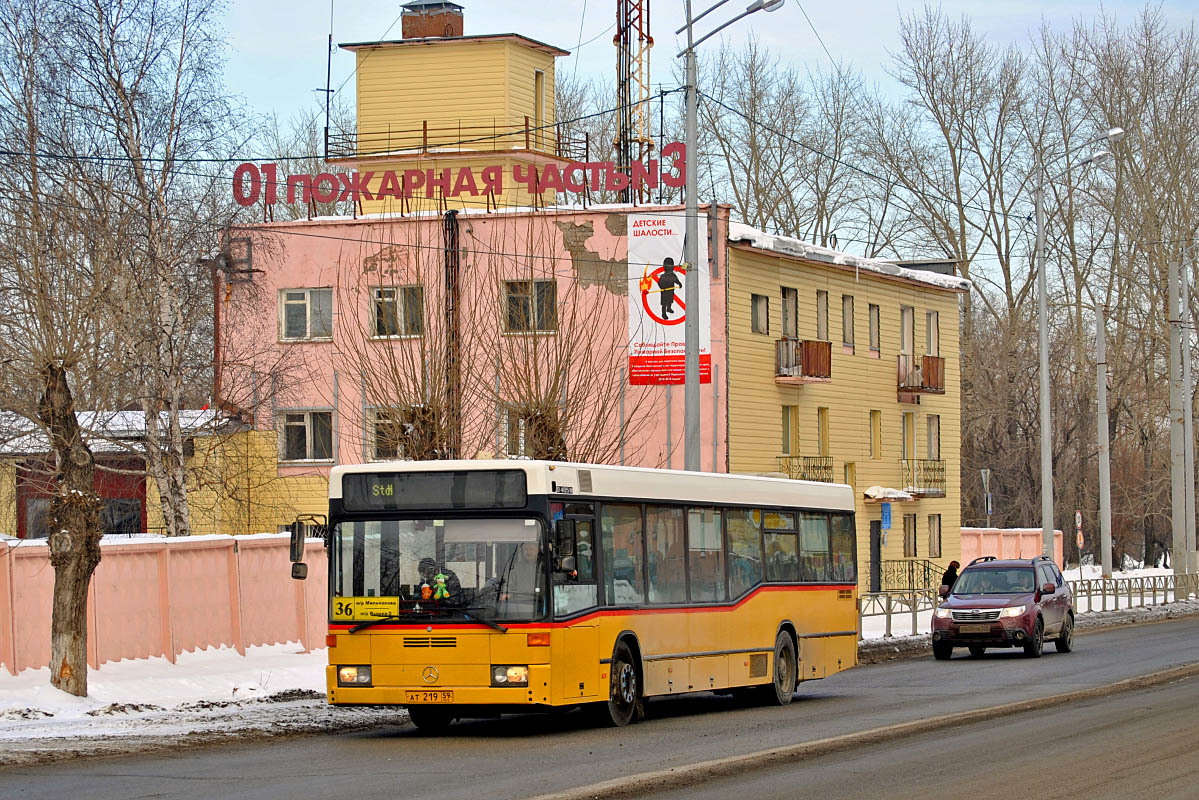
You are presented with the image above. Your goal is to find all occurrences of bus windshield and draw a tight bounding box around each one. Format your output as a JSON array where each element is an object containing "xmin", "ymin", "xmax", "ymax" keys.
[{"xmin": 332, "ymin": 518, "xmax": 546, "ymax": 621}]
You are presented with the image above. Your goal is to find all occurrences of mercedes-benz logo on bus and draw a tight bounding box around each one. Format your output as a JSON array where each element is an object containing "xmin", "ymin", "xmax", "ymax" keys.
[{"xmin": 421, "ymin": 666, "xmax": 439, "ymax": 684}]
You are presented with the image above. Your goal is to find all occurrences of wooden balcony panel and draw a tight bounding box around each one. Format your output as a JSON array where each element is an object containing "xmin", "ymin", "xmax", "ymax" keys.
[
  {"xmin": 774, "ymin": 338, "xmax": 832, "ymax": 386},
  {"xmin": 897, "ymin": 353, "xmax": 947, "ymax": 394},
  {"xmin": 921, "ymin": 355, "xmax": 945, "ymax": 393}
]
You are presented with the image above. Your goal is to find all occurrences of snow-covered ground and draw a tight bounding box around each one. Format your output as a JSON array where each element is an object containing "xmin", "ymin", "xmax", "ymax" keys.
[{"xmin": 3, "ymin": 566, "xmax": 1197, "ymax": 767}]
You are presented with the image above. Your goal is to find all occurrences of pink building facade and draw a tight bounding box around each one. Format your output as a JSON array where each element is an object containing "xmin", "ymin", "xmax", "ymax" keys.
[{"xmin": 221, "ymin": 204, "xmax": 731, "ymax": 485}]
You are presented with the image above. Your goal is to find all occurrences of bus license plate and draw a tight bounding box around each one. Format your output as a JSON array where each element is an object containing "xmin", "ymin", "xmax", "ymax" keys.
[
  {"xmin": 405, "ymin": 690, "xmax": 454, "ymax": 704},
  {"xmin": 959, "ymin": 624, "xmax": 991, "ymax": 634}
]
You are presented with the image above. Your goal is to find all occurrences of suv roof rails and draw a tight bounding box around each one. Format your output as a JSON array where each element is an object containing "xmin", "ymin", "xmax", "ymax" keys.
[
  {"xmin": 1033, "ymin": 554, "xmax": 1052, "ymax": 563},
  {"xmin": 967, "ymin": 556, "xmax": 997, "ymax": 565}
]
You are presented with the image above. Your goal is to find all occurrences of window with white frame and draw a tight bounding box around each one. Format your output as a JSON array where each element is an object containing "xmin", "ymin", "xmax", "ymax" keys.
[
  {"xmin": 279, "ymin": 411, "xmax": 333, "ymax": 461},
  {"xmin": 373, "ymin": 286, "xmax": 423, "ymax": 337},
  {"xmin": 926, "ymin": 310, "xmax": 940, "ymax": 356},
  {"xmin": 505, "ymin": 280, "xmax": 557, "ymax": 332},
  {"xmin": 927, "ymin": 413, "xmax": 941, "ymax": 460},
  {"xmin": 903, "ymin": 513, "xmax": 917, "ymax": 558},
  {"xmin": 280, "ymin": 288, "xmax": 333, "ymax": 341}
]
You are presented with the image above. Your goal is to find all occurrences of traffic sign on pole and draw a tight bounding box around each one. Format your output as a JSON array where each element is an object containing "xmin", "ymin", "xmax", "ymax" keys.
[{"xmin": 881, "ymin": 502, "xmax": 891, "ymax": 530}]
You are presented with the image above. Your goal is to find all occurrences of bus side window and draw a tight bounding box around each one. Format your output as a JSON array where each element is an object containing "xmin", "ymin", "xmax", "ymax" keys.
[
  {"xmin": 646, "ymin": 505, "xmax": 686, "ymax": 603},
  {"xmin": 601, "ymin": 504, "xmax": 645, "ymax": 605},
  {"xmin": 687, "ymin": 507, "xmax": 726, "ymax": 602},
  {"xmin": 726, "ymin": 510, "xmax": 764, "ymax": 598},
  {"xmin": 830, "ymin": 513, "xmax": 856, "ymax": 582}
]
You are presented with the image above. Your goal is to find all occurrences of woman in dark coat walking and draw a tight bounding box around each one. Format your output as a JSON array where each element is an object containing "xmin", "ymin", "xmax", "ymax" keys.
[{"xmin": 939, "ymin": 560, "xmax": 960, "ymax": 597}]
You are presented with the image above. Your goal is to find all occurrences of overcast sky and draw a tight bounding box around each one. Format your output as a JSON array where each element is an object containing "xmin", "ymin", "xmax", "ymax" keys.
[{"xmin": 222, "ymin": 1, "xmax": 1195, "ymax": 138}]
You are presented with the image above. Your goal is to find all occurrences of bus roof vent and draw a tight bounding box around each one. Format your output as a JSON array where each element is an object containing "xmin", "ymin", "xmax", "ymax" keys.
[{"xmin": 578, "ymin": 469, "xmax": 593, "ymax": 493}]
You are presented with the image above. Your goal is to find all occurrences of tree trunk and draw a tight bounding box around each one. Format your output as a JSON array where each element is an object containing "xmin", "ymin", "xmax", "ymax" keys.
[{"xmin": 38, "ymin": 363, "xmax": 101, "ymax": 697}]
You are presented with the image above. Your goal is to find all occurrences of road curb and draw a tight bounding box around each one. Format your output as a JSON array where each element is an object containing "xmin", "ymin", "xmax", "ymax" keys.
[{"xmin": 527, "ymin": 661, "xmax": 1199, "ymax": 800}]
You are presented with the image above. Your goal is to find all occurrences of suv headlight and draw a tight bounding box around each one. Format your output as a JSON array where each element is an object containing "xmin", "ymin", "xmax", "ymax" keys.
[
  {"xmin": 999, "ymin": 605, "xmax": 1027, "ymax": 618},
  {"xmin": 934, "ymin": 607, "xmax": 953, "ymax": 619},
  {"xmin": 492, "ymin": 665, "xmax": 529, "ymax": 686},
  {"xmin": 337, "ymin": 665, "xmax": 372, "ymax": 686}
]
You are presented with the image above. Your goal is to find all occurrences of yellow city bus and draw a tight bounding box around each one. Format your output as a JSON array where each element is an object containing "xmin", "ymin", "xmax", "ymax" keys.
[{"xmin": 290, "ymin": 460, "xmax": 859, "ymax": 730}]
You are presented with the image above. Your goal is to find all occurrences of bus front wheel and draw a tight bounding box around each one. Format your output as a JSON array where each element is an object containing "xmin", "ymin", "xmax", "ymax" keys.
[{"xmin": 597, "ymin": 641, "xmax": 643, "ymax": 727}]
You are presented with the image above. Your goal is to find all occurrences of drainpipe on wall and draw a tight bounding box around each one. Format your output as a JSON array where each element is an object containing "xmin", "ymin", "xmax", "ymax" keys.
[{"xmin": 444, "ymin": 210, "xmax": 461, "ymax": 458}]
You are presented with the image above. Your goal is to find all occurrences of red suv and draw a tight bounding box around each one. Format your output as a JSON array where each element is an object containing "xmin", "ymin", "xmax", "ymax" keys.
[{"xmin": 931, "ymin": 555, "xmax": 1075, "ymax": 659}]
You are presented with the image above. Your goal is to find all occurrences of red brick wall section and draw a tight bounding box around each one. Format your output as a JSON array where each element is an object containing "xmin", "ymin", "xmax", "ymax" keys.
[{"xmin": 402, "ymin": 8, "xmax": 463, "ymax": 39}]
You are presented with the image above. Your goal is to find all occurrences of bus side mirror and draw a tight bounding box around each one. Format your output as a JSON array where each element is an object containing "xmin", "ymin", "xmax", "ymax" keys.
[
  {"xmin": 554, "ymin": 519, "xmax": 576, "ymax": 556},
  {"xmin": 555, "ymin": 555, "xmax": 577, "ymax": 576},
  {"xmin": 289, "ymin": 521, "xmax": 305, "ymax": 565}
]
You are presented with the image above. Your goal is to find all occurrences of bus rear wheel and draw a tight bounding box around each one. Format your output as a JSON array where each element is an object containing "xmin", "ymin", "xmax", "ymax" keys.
[
  {"xmin": 407, "ymin": 705, "xmax": 455, "ymax": 733},
  {"xmin": 597, "ymin": 641, "xmax": 642, "ymax": 727},
  {"xmin": 765, "ymin": 631, "xmax": 796, "ymax": 706}
]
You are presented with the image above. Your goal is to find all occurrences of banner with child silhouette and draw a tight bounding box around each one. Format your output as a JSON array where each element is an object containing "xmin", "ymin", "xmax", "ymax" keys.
[{"xmin": 626, "ymin": 212, "xmax": 711, "ymax": 385}]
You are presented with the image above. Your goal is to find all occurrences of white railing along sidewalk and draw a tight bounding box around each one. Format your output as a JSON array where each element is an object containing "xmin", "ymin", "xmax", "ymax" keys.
[{"xmin": 859, "ymin": 572, "xmax": 1199, "ymax": 639}]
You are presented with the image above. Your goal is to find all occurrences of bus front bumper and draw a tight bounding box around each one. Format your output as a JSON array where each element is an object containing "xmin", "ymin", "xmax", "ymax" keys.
[{"xmin": 326, "ymin": 663, "xmax": 553, "ymax": 706}]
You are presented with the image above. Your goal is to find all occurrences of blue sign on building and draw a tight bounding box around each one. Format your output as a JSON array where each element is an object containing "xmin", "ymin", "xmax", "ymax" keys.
[{"xmin": 881, "ymin": 502, "xmax": 892, "ymax": 530}]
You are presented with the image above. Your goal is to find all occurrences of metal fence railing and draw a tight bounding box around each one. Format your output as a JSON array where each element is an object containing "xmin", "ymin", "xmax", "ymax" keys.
[{"xmin": 859, "ymin": 572, "xmax": 1199, "ymax": 638}]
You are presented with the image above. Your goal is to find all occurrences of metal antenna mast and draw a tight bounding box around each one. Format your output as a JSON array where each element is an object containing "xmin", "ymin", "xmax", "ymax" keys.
[{"xmin": 615, "ymin": 0, "xmax": 653, "ymax": 202}]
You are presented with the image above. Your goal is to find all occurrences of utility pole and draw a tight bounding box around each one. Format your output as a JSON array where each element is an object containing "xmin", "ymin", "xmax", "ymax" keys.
[
  {"xmin": 1170, "ymin": 257, "xmax": 1186, "ymax": 574},
  {"xmin": 1097, "ymin": 305, "xmax": 1113, "ymax": 578},
  {"xmin": 1185, "ymin": 243, "xmax": 1197, "ymax": 573},
  {"xmin": 682, "ymin": 0, "xmax": 700, "ymax": 471}
]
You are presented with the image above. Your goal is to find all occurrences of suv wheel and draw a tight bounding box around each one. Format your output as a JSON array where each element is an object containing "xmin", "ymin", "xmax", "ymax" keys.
[
  {"xmin": 932, "ymin": 640, "xmax": 953, "ymax": 660},
  {"xmin": 1055, "ymin": 613, "xmax": 1075, "ymax": 653},
  {"xmin": 1023, "ymin": 617, "xmax": 1044, "ymax": 658}
]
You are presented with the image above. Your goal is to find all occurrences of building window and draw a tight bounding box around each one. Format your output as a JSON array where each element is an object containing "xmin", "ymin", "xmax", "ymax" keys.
[
  {"xmin": 926, "ymin": 310, "xmax": 940, "ymax": 356},
  {"xmin": 373, "ymin": 406, "xmax": 436, "ymax": 460},
  {"xmin": 280, "ymin": 288, "xmax": 333, "ymax": 341},
  {"xmin": 505, "ymin": 280, "xmax": 557, "ymax": 332},
  {"xmin": 928, "ymin": 514, "xmax": 942, "ymax": 559},
  {"xmin": 900, "ymin": 305, "xmax": 914, "ymax": 354},
  {"xmin": 870, "ymin": 410, "xmax": 882, "ymax": 459},
  {"xmin": 373, "ymin": 286, "xmax": 423, "ymax": 337},
  {"xmin": 902, "ymin": 411, "xmax": 915, "ymax": 460},
  {"xmin": 817, "ymin": 406, "xmax": 830, "ymax": 457},
  {"xmin": 751, "ymin": 293, "xmax": 769, "ymax": 334},
  {"xmin": 781, "ymin": 405, "xmax": 798, "ymax": 455},
  {"xmin": 903, "ymin": 513, "xmax": 917, "ymax": 558},
  {"xmin": 842, "ymin": 295, "xmax": 854, "ymax": 348},
  {"xmin": 927, "ymin": 414, "xmax": 941, "ymax": 460},
  {"xmin": 781, "ymin": 287, "xmax": 798, "ymax": 338},
  {"xmin": 816, "ymin": 290, "xmax": 829, "ymax": 341},
  {"xmin": 280, "ymin": 411, "xmax": 333, "ymax": 461},
  {"xmin": 869, "ymin": 303, "xmax": 880, "ymax": 352}
]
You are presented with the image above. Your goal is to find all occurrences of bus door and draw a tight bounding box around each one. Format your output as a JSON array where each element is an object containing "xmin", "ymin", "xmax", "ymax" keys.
[{"xmin": 552, "ymin": 503, "xmax": 599, "ymax": 700}]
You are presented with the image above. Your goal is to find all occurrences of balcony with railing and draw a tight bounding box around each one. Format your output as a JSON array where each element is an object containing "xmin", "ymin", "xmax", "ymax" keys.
[
  {"xmin": 326, "ymin": 117, "xmax": 587, "ymax": 162},
  {"xmin": 896, "ymin": 353, "xmax": 945, "ymax": 394},
  {"xmin": 900, "ymin": 458, "xmax": 946, "ymax": 497},
  {"xmin": 777, "ymin": 455, "xmax": 834, "ymax": 483},
  {"xmin": 775, "ymin": 338, "xmax": 832, "ymax": 386}
]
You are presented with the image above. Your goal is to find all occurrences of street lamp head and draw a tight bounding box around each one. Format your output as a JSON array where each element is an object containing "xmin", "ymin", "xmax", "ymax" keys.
[
  {"xmin": 746, "ymin": 0, "xmax": 785, "ymax": 12},
  {"xmin": 1105, "ymin": 127, "xmax": 1125, "ymax": 144},
  {"xmin": 1085, "ymin": 150, "xmax": 1112, "ymax": 166}
]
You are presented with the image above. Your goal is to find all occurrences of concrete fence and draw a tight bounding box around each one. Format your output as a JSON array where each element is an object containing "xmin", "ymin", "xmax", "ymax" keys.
[
  {"xmin": 0, "ymin": 534, "xmax": 328, "ymax": 676},
  {"xmin": 961, "ymin": 527, "xmax": 1064, "ymax": 566}
]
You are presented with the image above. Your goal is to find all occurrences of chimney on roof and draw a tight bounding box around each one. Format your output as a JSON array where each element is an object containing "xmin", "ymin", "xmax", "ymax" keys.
[{"xmin": 402, "ymin": 1, "xmax": 464, "ymax": 39}]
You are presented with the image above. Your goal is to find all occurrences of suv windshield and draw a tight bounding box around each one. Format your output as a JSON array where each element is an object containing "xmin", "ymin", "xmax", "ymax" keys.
[
  {"xmin": 953, "ymin": 567, "xmax": 1036, "ymax": 595},
  {"xmin": 332, "ymin": 518, "xmax": 546, "ymax": 621}
]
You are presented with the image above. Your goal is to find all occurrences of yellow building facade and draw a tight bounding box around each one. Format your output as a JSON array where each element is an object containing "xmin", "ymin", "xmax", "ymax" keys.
[{"xmin": 724, "ymin": 228, "xmax": 967, "ymax": 592}]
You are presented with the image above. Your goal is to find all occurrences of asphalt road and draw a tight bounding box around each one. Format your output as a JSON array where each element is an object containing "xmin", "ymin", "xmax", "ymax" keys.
[
  {"xmin": 645, "ymin": 671, "xmax": 1199, "ymax": 800},
  {"xmin": 2, "ymin": 617, "xmax": 1198, "ymax": 800}
]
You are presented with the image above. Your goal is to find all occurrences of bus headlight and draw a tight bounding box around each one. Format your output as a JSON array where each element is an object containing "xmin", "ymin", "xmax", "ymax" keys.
[
  {"xmin": 492, "ymin": 665, "xmax": 529, "ymax": 686},
  {"xmin": 338, "ymin": 665, "xmax": 372, "ymax": 686}
]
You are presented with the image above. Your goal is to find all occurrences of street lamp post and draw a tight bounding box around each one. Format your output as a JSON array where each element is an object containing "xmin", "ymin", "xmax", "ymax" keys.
[
  {"xmin": 1036, "ymin": 127, "xmax": 1123, "ymax": 560},
  {"xmin": 678, "ymin": 0, "xmax": 783, "ymax": 471}
]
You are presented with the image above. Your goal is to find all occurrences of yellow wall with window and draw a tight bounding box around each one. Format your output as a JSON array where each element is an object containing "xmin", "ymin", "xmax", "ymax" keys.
[{"xmin": 726, "ymin": 244, "xmax": 964, "ymax": 589}]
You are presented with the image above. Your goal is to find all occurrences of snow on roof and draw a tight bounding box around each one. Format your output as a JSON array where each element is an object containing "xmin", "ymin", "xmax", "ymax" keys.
[
  {"xmin": 0, "ymin": 409, "xmax": 229, "ymax": 456},
  {"xmin": 728, "ymin": 221, "xmax": 972, "ymax": 293}
]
